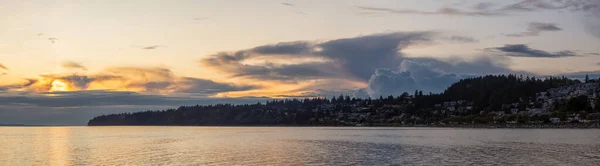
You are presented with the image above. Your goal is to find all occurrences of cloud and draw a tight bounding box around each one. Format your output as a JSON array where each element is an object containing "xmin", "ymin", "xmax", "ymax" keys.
[
  {"xmin": 363, "ymin": 57, "xmax": 507, "ymax": 98},
  {"xmin": 580, "ymin": 3, "xmax": 600, "ymax": 39},
  {"xmin": 1, "ymin": 67, "xmax": 257, "ymax": 96},
  {"xmin": 501, "ymin": 0, "xmax": 568, "ymax": 12},
  {"xmin": 444, "ymin": 36, "xmax": 479, "ymax": 43},
  {"xmin": 200, "ymin": 32, "xmax": 435, "ymax": 82},
  {"xmin": 61, "ymin": 61, "xmax": 87, "ymax": 70},
  {"xmin": 353, "ymin": 88, "xmax": 370, "ymax": 99},
  {"xmin": 474, "ymin": 2, "xmax": 496, "ymax": 11},
  {"xmin": 282, "ymin": 2, "xmax": 294, "ymax": 6},
  {"xmin": 499, "ymin": 0, "xmax": 600, "ymax": 39},
  {"xmin": 175, "ymin": 77, "xmax": 258, "ymax": 95},
  {"xmin": 506, "ymin": 22, "xmax": 563, "ymax": 37},
  {"xmin": 356, "ymin": 6, "xmax": 504, "ymax": 17},
  {"xmin": 48, "ymin": 38, "xmax": 58, "ymax": 44},
  {"xmin": 486, "ymin": 44, "xmax": 582, "ymax": 58},
  {"xmin": 141, "ymin": 45, "xmax": 163, "ymax": 50},
  {"xmin": 0, "ymin": 64, "xmax": 7, "ymax": 70},
  {"xmin": 366, "ymin": 68, "xmax": 417, "ymax": 98},
  {"xmin": 200, "ymin": 31, "xmax": 526, "ymax": 98},
  {"xmin": 357, "ymin": 1, "xmax": 599, "ymax": 39},
  {"xmin": 358, "ymin": 0, "xmax": 566, "ymax": 17}
]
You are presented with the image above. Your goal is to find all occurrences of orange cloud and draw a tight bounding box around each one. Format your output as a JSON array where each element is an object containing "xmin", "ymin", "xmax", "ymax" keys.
[
  {"xmin": 2, "ymin": 67, "xmax": 258, "ymax": 97},
  {"xmin": 0, "ymin": 64, "xmax": 7, "ymax": 70}
]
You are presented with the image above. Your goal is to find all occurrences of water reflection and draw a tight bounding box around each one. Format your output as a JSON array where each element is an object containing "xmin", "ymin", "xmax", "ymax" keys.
[{"xmin": 1, "ymin": 127, "xmax": 599, "ymax": 165}]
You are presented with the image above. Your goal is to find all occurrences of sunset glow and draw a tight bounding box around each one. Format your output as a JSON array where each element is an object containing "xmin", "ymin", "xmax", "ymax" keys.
[{"xmin": 0, "ymin": 0, "xmax": 599, "ymax": 125}]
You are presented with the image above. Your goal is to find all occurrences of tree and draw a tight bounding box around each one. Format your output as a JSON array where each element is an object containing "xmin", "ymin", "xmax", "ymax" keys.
[
  {"xmin": 566, "ymin": 95, "xmax": 591, "ymax": 112},
  {"xmin": 595, "ymin": 94, "xmax": 600, "ymax": 112},
  {"xmin": 585, "ymin": 74, "xmax": 590, "ymax": 83}
]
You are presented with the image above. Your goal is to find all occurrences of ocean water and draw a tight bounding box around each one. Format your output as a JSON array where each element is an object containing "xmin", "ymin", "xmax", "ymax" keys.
[{"xmin": 1, "ymin": 127, "xmax": 599, "ymax": 165}]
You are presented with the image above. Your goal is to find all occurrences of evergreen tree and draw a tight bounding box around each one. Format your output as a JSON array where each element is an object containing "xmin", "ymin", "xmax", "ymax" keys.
[{"xmin": 585, "ymin": 74, "xmax": 590, "ymax": 83}]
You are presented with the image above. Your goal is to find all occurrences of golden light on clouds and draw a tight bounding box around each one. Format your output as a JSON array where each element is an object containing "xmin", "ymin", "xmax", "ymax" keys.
[
  {"xmin": 50, "ymin": 80, "xmax": 68, "ymax": 92},
  {"xmin": 240, "ymin": 56, "xmax": 331, "ymax": 66}
]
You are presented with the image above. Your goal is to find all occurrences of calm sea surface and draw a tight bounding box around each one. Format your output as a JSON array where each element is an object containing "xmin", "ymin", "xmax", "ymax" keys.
[{"xmin": 1, "ymin": 127, "xmax": 600, "ymax": 165}]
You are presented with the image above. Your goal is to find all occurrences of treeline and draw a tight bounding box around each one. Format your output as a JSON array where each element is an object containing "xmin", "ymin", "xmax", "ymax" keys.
[
  {"xmin": 88, "ymin": 75, "xmax": 600, "ymax": 126},
  {"xmin": 442, "ymin": 75, "xmax": 579, "ymax": 112}
]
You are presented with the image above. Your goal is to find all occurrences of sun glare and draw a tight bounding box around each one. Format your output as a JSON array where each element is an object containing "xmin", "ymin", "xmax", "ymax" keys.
[{"xmin": 50, "ymin": 80, "xmax": 69, "ymax": 92}]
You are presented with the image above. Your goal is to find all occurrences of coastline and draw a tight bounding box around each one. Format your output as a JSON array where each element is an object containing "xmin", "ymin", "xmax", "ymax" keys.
[{"xmin": 86, "ymin": 123, "xmax": 600, "ymax": 129}]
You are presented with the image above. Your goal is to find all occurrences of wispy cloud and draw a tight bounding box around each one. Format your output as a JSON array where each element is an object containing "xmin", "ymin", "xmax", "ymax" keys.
[
  {"xmin": 141, "ymin": 45, "xmax": 163, "ymax": 50},
  {"xmin": 61, "ymin": 61, "xmax": 87, "ymax": 71},
  {"xmin": 473, "ymin": 2, "xmax": 495, "ymax": 11},
  {"xmin": 501, "ymin": 0, "xmax": 568, "ymax": 12},
  {"xmin": 486, "ymin": 44, "xmax": 582, "ymax": 58},
  {"xmin": 48, "ymin": 38, "xmax": 58, "ymax": 44},
  {"xmin": 356, "ymin": 6, "xmax": 504, "ymax": 17},
  {"xmin": 281, "ymin": 2, "xmax": 294, "ymax": 7},
  {"xmin": 506, "ymin": 22, "xmax": 562, "ymax": 37},
  {"xmin": 444, "ymin": 36, "xmax": 479, "ymax": 43},
  {"xmin": 490, "ymin": 0, "xmax": 600, "ymax": 39},
  {"xmin": 0, "ymin": 64, "xmax": 7, "ymax": 70}
]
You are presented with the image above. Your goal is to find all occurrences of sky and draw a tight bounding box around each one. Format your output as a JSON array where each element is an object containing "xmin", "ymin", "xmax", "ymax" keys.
[{"xmin": 1, "ymin": 0, "xmax": 600, "ymax": 125}]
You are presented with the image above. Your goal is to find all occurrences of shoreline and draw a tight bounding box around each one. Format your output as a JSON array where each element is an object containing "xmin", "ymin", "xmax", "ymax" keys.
[{"xmin": 85, "ymin": 123, "xmax": 600, "ymax": 129}]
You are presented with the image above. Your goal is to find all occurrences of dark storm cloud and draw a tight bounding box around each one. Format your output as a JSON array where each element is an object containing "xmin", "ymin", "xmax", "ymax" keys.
[
  {"xmin": 363, "ymin": 56, "xmax": 518, "ymax": 98},
  {"xmin": 201, "ymin": 31, "xmax": 527, "ymax": 98},
  {"xmin": 61, "ymin": 61, "xmax": 88, "ymax": 70},
  {"xmin": 201, "ymin": 32, "xmax": 435, "ymax": 82},
  {"xmin": 486, "ymin": 44, "xmax": 582, "ymax": 58},
  {"xmin": 200, "ymin": 31, "xmax": 532, "ymax": 99},
  {"xmin": 356, "ymin": 6, "xmax": 504, "ymax": 17},
  {"xmin": 506, "ymin": 22, "xmax": 563, "ymax": 37}
]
